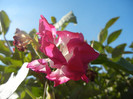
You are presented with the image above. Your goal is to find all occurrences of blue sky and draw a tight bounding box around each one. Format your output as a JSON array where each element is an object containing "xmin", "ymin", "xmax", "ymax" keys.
[{"xmin": 0, "ymin": 0, "xmax": 133, "ymax": 52}]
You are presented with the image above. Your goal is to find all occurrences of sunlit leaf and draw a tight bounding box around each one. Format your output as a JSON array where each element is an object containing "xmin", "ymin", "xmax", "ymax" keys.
[
  {"xmin": 24, "ymin": 53, "xmax": 32, "ymax": 62},
  {"xmin": 29, "ymin": 29, "xmax": 37, "ymax": 39},
  {"xmin": 90, "ymin": 41, "xmax": 104, "ymax": 53},
  {"xmin": 129, "ymin": 42, "xmax": 133, "ymax": 49},
  {"xmin": 0, "ymin": 55, "xmax": 11, "ymax": 65},
  {"xmin": 98, "ymin": 29, "xmax": 108, "ymax": 44},
  {"xmin": 0, "ymin": 40, "xmax": 11, "ymax": 56},
  {"xmin": 51, "ymin": 16, "xmax": 57, "ymax": 24},
  {"xmin": 105, "ymin": 17, "xmax": 119, "ymax": 29},
  {"xmin": 54, "ymin": 11, "xmax": 77, "ymax": 30},
  {"xmin": 0, "ymin": 10, "xmax": 10, "ymax": 35},
  {"xmin": 20, "ymin": 91, "xmax": 26, "ymax": 99},
  {"xmin": 112, "ymin": 43, "xmax": 126, "ymax": 58},
  {"xmin": 107, "ymin": 29, "xmax": 122, "ymax": 45},
  {"xmin": 105, "ymin": 46, "xmax": 113, "ymax": 53}
]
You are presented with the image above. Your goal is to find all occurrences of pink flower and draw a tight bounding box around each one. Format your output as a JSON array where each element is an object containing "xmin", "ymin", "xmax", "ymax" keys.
[{"xmin": 27, "ymin": 15, "xmax": 99, "ymax": 87}]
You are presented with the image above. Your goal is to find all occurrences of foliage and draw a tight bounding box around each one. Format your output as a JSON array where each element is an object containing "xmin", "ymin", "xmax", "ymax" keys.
[{"xmin": 0, "ymin": 11, "xmax": 133, "ymax": 99}]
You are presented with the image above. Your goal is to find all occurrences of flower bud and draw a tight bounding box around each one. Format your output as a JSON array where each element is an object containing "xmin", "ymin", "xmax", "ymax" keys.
[
  {"xmin": 13, "ymin": 28, "xmax": 32, "ymax": 51},
  {"xmin": 86, "ymin": 69, "xmax": 97, "ymax": 81}
]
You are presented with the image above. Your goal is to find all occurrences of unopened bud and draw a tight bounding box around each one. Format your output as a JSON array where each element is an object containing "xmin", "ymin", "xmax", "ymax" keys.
[
  {"xmin": 86, "ymin": 69, "xmax": 97, "ymax": 81},
  {"xmin": 13, "ymin": 28, "xmax": 32, "ymax": 51}
]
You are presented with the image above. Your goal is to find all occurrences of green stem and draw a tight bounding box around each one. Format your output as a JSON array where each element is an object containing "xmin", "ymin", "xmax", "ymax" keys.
[
  {"xmin": 25, "ymin": 88, "xmax": 36, "ymax": 99},
  {"xmin": 43, "ymin": 80, "xmax": 48, "ymax": 99},
  {"xmin": 21, "ymin": 52, "xmax": 24, "ymax": 63},
  {"xmin": 33, "ymin": 47, "xmax": 42, "ymax": 59},
  {"xmin": 2, "ymin": 32, "xmax": 13, "ymax": 54}
]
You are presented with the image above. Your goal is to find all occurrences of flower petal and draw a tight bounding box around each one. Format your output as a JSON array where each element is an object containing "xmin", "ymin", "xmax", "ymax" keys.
[
  {"xmin": 38, "ymin": 15, "xmax": 56, "ymax": 37},
  {"xmin": 27, "ymin": 59, "xmax": 51, "ymax": 74},
  {"xmin": 64, "ymin": 48, "xmax": 86, "ymax": 81},
  {"xmin": 67, "ymin": 38, "xmax": 99, "ymax": 64},
  {"xmin": 46, "ymin": 69, "xmax": 70, "ymax": 87},
  {"xmin": 57, "ymin": 30, "xmax": 84, "ymax": 45},
  {"xmin": 40, "ymin": 37, "xmax": 67, "ymax": 65}
]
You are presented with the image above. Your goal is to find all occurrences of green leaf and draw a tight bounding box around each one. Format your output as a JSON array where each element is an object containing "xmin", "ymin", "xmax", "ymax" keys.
[
  {"xmin": 98, "ymin": 29, "xmax": 108, "ymax": 44},
  {"xmin": 24, "ymin": 53, "xmax": 32, "ymax": 62},
  {"xmin": 90, "ymin": 41, "xmax": 104, "ymax": 53},
  {"xmin": 0, "ymin": 10, "xmax": 10, "ymax": 35},
  {"xmin": 4, "ymin": 65, "xmax": 18, "ymax": 73},
  {"xmin": 129, "ymin": 42, "xmax": 133, "ymax": 49},
  {"xmin": 25, "ymin": 88, "xmax": 36, "ymax": 99},
  {"xmin": 29, "ymin": 29, "xmax": 37, "ymax": 39},
  {"xmin": 105, "ymin": 17, "xmax": 119, "ymax": 29},
  {"xmin": 51, "ymin": 16, "xmax": 57, "ymax": 24},
  {"xmin": 61, "ymin": 22, "xmax": 69, "ymax": 31},
  {"xmin": 91, "ymin": 54, "xmax": 108, "ymax": 64},
  {"xmin": 92, "ymin": 55, "xmax": 133, "ymax": 74},
  {"xmin": 0, "ymin": 40, "xmax": 11, "ymax": 56},
  {"xmin": 107, "ymin": 29, "xmax": 122, "ymax": 45},
  {"xmin": 0, "ymin": 65, "xmax": 5, "ymax": 71},
  {"xmin": 54, "ymin": 11, "xmax": 77, "ymax": 30},
  {"xmin": 0, "ymin": 55, "xmax": 11, "ymax": 65},
  {"xmin": 105, "ymin": 46, "xmax": 113, "ymax": 53},
  {"xmin": 117, "ymin": 58, "xmax": 133, "ymax": 74},
  {"xmin": 20, "ymin": 91, "xmax": 26, "ymax": 99},
  {"xmin": 112, "ymin": 43, "xmax": 126, "ymax": 58}
]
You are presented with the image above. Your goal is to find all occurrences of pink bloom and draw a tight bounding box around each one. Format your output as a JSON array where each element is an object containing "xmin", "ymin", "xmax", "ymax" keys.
[{"xmin": 27, "ymin": 15, "xmax": 99, "ymax": 87}]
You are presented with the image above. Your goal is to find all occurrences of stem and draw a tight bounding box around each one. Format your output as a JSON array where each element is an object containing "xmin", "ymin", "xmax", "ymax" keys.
[
  {"xmin": 21, "ymin": 52, "xmax": 24, "ymax": 63},
  {"xmin": 43, "ymin": 80, "xmax": 48, "ymax": 99},
  {"xmin": 25, "ymin": 88, "xmax": 36, "ymax": 99},
  {"xmin": 33, "ymin": 47, "xmax": 42, "ymax": 59},
  {"xmin": 2, "ymin": 33, "xmax": 13, "ymax": 54}
]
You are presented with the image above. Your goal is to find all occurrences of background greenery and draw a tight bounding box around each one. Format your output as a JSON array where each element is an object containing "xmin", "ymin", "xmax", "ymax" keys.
[{"xmin": 0, "ymin": 10, "xmax": 133, "ymax": 99}]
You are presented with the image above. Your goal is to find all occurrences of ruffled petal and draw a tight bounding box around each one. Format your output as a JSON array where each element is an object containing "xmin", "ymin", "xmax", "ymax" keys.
[
  {"xmin": 46, "ymin": 69, "xmax": 70, "ymax": 87},
  {"xmin": 81, "ymin": 74, "xmax": 89, "ymax": 83},
  {"xmin": 40, "ymin": 36, "xmax": 67, "ymax": 65},
  {"xmin": 27, "ymin": 59, "xmax": 51, "ymax": 74},
  {"xmin": 64, "ymin": 48, "xmax": 86, "ymax": 81},
  {"xmin": 67, "ymin": 38, "xmax": 99, "ymax": 64},
  {"xmin": 39, "ymin": 15, "xmax": 56, "ymax": 36},
  {"xmin": 57, "ymin": 30, "xmax": 84, "ymax": 45}
]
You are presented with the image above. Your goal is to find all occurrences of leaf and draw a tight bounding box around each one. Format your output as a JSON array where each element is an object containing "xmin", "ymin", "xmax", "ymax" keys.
[
  {"xmin": 98, "ymin": 29, "xmax": 108, "ymax": 44},
  {"xmin": 20, "ymin": 91, "xmax": 26, "ymax": 99},
  {"xmin": 92, "ymin": 55, "xmax": 133, "ymax": 74},
  {"xmin": 0, "ymin": 65, "xmax": 5, "ymax": 71},
  {"xmin": 4, "ymin": 65, "xmax": 18, "ymax": 73},
  {"xmin": 54, "ymin": 11, "xmax": 77, "ymax": 30},
  {"xmin": 105, "ymin": 17, "xmax": 119, "ymax": 29},
  {"xmin": 0, "ymin": 40, "xmax": 11, "ymax": 56},
  {"xmin": 29, "ymin": 29, "xmax": 37, "ymax": 39},
  {"xmin": 129, "ymin": 42, "xmax": 133, "ymax": 49},
  {"xmin": 91, "ymin": 54, "xmax": 108, "ymax": 64},
  {"xmin": 117, "ymin": 58, "xmax": 133, "ymax": 74},
  {"xmin": 0, "ymin": 55, "xmax": 11, "ymax": 65},
  {"xmin": 90, "ymin": 41, "xmax": 104, "ymax": 53},
  {"xmin": 105, "ymin": 46, "xmax": 113, "ymax": 53},
  {"xmin": 24, "ymin": 53, "xmax": 32, "ymax": 62},
  {"xmin": 0, "ymin": 10, "xmax": 10, "ymax": 35},
  {"xmin": 112, "ymin": 43, "xmax": 126, "ymax": 58},
  {"xmin": 107, "ymin": 29, "xmax": 122, "ymax": 45},
  {"xmin": 25, "ymin": 88, "xmax": 36, "ymax": 99},
  {"xmin": 51, "ymin": 16, "xmax": 57, "ymax": 24}
]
